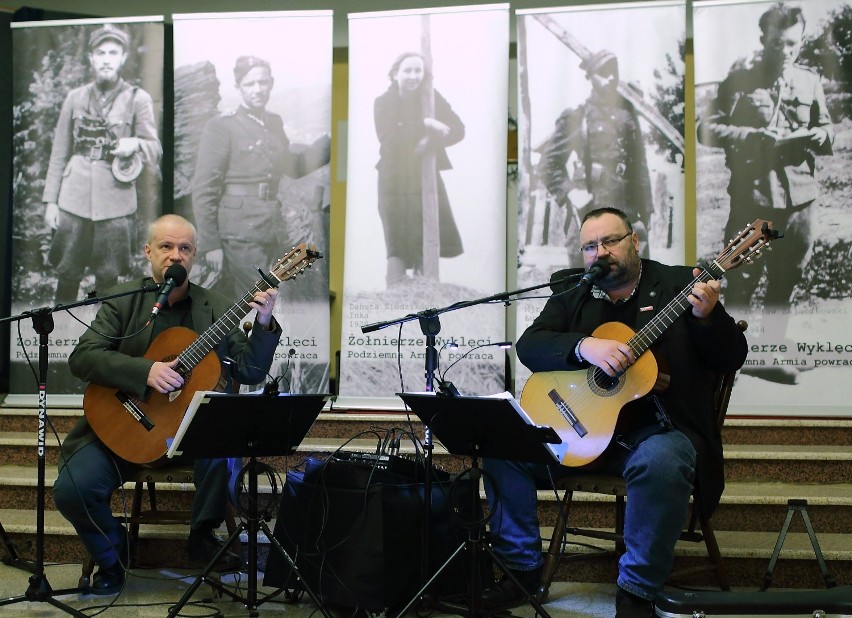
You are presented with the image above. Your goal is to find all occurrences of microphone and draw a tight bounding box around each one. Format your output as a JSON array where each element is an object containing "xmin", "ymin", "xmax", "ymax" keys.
[
  {"xmin": 279, "ymin": 348, "xmax": 296, "ymax": 393},
  {"xmin": 149, "ymin": 264, "xmax": 187, "ymax": 322},
  {"xmin": 222, "ymin": 356, "xmax": 281, "ymax": 396},
  {"xmin": 580, "ymin": 258, "xmax": 609, "ymax": 284}
]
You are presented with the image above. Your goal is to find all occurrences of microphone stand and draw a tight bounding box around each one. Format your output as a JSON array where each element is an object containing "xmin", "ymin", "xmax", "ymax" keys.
[
  {"xmin": 0, "ymin": 283, "xmax": 158, "ymax": 615},
  {"xmin": 360, "ymin": 272, "xmax": 582, "ymax": 610}
]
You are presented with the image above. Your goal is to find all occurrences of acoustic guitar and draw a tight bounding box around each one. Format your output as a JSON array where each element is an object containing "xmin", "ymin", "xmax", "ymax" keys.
[
  {"xmin": 520, "ymin": 220, "xmax": 779, "ymax": 468},
  {"xmin": 84, "ymin": 243, "xmax": 321, "ymax": 466}
]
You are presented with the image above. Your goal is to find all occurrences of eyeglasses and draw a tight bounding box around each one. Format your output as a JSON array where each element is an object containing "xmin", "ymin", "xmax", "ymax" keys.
[{"xmin": 580, "ymin": 232, "xmax": 632, "ymax": 255}]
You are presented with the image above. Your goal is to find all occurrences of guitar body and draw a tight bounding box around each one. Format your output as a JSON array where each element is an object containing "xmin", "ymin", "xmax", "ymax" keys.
[
  {"xmin": 83, "ymin": 326, "xmax": 223, "ymax": 466},
  {"xmin": 520, "ymin": 321, "xmax": 659, "ymax": 467}
]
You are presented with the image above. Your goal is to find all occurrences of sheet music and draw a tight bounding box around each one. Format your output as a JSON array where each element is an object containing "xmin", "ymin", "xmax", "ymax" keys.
[
  {"xmin": 166, "ymin": 390, "xmax": 216, "ymax": 459},
  {"xmin": 403, "ymin": 390, "xmax": 565, "ymax": 464}
]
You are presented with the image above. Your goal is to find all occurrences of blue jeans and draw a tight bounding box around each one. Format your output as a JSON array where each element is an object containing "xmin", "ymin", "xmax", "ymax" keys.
[
  {"xmin": 53, "ymin": 440, "xmax": 231, "ymax": 569},
  {"xmin": 482, "ymin": 426, "xmax": 696, "ymax": 601}
]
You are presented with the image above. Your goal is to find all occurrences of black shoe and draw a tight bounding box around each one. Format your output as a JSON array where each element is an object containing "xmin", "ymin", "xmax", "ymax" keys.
[
  {"xmin": 90, "ymin": 561, "xmax": 126, "ymax": 596},
  {"xmin": 481, "ymin": 567, "xmax": 541, "ymax": 610},
  {"xmin": 615, "ymin": 586, "xmax": 653, "ymax": 618},
  {"xmin": 188, "ymin": 528, "xmax": 242, "ymax": 572}
]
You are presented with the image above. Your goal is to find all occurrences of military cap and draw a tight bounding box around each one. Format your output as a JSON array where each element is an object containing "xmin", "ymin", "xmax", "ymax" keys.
[
  {"xmin": 581, "ymin": 49, "xmax": 618, "ymax": 77},
  {"xmin": 234, "ymin": 56, "xmax": 271, "ymax": 84},
  {"xmin": 89, "ymin": 24, "xmax": 129, "ymax": 50}
]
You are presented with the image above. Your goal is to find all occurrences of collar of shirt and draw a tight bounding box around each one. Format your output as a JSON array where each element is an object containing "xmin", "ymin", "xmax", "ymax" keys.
[{"xmin": 590, "ymin": 261, "xmax": 642, "ymax": 304}]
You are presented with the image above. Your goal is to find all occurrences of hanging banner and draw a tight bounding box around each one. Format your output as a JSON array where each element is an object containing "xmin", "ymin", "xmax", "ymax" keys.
[
  {"xmin": 9, "ymin": 17, "xmax": 164, "ymax": 397},
  {"xmin": 173, "ymin": 11, "xmax": 333, "ymax": 395},
  {"xmin": 514, "ymin": 1, "xmax": 686, "ymax": 392},
  {"xmin": 695, "ymin": 0, "xmax": 851, "ymax": 416},
  {"xmin": 340, "ymin": 5, "xmax": 510, "ymax": 404}
]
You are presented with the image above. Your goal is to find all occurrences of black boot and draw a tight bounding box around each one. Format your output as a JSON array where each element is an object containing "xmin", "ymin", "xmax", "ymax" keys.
[
  {"xmin": 188, "ymin": 527, "xmax": 242, "ymax": 572},
  {"xmin": 615, "ymin": 586, "xmax": 653, "ymax": 617},
  {"xmin": 481, "ymin": 566, "xmax": 541, "ymax": 610}
]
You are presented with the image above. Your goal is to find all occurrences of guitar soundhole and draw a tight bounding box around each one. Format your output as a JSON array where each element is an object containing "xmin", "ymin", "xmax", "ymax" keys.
[{"xmin": 587, "ymin": 367, "xmax": 623, "ymax": 396}]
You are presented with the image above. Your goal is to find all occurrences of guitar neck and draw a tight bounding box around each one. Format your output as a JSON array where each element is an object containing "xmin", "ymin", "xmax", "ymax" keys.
[
  {"xmin": 628, "ymin": 260, "xmax": 725, "ymax": 357},
  {"xmin": 177, "ymin": 279, "xmax": 274, "ymax": 370}
]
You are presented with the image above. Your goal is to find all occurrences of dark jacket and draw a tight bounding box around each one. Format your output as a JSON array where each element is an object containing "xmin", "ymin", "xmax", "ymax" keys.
[
  {"xmin": 63, "ymin": 277, "xmax": 282, "ymax": 462},
  {"xmin": 517, "ymin": 259, "xmax": 748, "ymax": 517}
]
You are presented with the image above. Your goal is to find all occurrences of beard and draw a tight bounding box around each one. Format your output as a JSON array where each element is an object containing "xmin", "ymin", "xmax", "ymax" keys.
[
  {"xmin": 94, "ymin": 68, "xmax": 120, "ymax": 89},
  {"xmin": 595, "ymin": 245, "xmax": 641, "ymax": 292}
]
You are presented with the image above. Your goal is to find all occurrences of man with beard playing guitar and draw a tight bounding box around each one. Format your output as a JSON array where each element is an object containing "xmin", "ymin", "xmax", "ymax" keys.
[
  {"xmin": 481, "ymin": 207, "xmax": 747, "ymax": 617},
  {"xmin": 53, "ymin": 214, "xmax": 281, "ymax": 595}
]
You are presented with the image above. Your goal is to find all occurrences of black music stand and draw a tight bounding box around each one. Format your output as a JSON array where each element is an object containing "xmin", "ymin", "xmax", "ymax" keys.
[
  {"xmin": 396, "ymin": 392, "xmax": 562, "ymax": 618},
  {"xmin": 163, "ymin": 392, "xmax": 332, "ymax": 618}
]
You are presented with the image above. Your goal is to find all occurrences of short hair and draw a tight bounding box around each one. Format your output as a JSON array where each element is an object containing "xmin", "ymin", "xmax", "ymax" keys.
[
  {"xmin": 759, "ymin": 3, "xmax": 805, "ymax": 36},
  {"xmin": 387, "ymin": 51, "xmax": 430, "ymax": 82},
  {"xmin": 147, "ymin": 214, "xmax": 197, "ymax": 246},
  {"xmin": 581, "ymin": 207, "xmax": 634, "ymax": 234}
]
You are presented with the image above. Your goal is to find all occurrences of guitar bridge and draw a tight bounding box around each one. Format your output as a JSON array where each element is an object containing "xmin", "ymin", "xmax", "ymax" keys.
[
  {"xmin": 115, "ymin": 392, "xmax": 155, "ymax": 431},
  {"xmin": 548, "ymin": 389, "xmax": 588, "ymax": 438}
]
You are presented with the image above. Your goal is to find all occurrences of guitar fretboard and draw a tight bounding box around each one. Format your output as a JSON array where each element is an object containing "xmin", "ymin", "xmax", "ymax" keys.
[
  {"xmin": 177, "ymin": 279, "xmax": 275, "ymax": 371},
  {"xmin": 628, "ymin": 260, "xmax": 725, "ymax": 358}
]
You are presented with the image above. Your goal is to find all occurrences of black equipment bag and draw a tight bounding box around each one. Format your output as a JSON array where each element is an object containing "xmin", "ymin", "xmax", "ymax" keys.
[
  {"xmin": 264, "ymin": 453, "xmax": 488, "ymax": 612},
  {"xmin": 655, "ymin": 586, "xmax": 852, "ymax": 617}
]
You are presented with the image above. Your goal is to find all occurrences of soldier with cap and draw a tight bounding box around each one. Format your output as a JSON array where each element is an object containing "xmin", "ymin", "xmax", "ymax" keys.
[
  {"xmin": 697, "ymin": 2, "xmax": 834, "ymax": 384},
  {"xmin": 537, "ymin": 49, "xmax": 653, "ymax": 264},
  {"xmin": 192, "ymin": 55, "xmax": 330, "ymax": 299},
  {"xmin": 43, "ymin": 23, "xmax": 162, "ymax": 303}
]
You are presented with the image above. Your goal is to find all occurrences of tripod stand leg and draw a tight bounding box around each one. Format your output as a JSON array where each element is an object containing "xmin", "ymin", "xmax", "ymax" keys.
[
  {"xmin": 484, "ymin": 545, "xmax": 553, "ymax": 618},
  {"xmin": 395, "ymin": 540, "xmax": 468, "ymax": 618},
  {"xmin": 798, "ymin": 505, "xmax": 837, "ymax": 588},
  {"xmin": 0, "ymin": 519, "xmax": 35, "ymax": 574},
  {"xmin": 166, "ymin": 523, "xmax": 246, "ymax": 618},
  {"xmin": 256, "ymin": 520, "xmax": 332, "ymax": 618}
]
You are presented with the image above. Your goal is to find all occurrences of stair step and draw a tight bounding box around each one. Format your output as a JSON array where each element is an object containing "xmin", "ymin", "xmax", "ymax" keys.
[
  {"xmin": 3, "ymin": 401, "xmax": 852, "ymax": 447},
  {"xmin": 2, "ymin": 431, "xmax": 850, "ymax": 485}
]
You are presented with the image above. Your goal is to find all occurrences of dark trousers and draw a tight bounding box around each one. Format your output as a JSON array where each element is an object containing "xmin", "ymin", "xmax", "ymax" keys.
[{"xmin": 53, "ymin": 440, "xmax": 230, "ymax": 569}]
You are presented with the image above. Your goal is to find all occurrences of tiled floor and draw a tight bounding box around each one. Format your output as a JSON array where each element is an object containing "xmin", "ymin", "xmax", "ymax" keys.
[{"xmin": 0, "ymin": 562, "xmax": 617, "ymax": 617}]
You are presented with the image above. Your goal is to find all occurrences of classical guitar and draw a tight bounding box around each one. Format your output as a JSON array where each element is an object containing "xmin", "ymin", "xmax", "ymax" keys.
[
  {"xmin": 520, "ymin": 220, "xmax": 779, "ymax": 468},
  {"xmin": 84, "ymin": 243, "xmax": 322, "ymax": 466}
]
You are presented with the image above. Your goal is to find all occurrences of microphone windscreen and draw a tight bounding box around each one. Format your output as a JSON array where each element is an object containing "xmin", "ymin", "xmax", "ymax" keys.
[{"xmin": 164, "ymin": 263, "xmax": 188, "ymax": 286}]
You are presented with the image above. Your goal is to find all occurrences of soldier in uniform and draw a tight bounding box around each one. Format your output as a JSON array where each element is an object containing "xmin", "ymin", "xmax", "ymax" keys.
[
  {"xmin": 537, "ymin": 49, "xmax": 654, "ymax": 265},
  {"xmin": 697, "ymin": 2, "xmax": 834, "ymax": 384},
  {"xmin": 192, "ymin": 55, "xmax": 330, "ymax": 300},
  {"xmin": 43, "ymin": 23, "xmax": 161, "ymax": 304}
]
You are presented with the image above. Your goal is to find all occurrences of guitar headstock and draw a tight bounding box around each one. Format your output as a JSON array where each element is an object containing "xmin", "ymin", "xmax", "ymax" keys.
[
  {"xmin": 269, "ymin": 243, "xmax": 323, "ymax": 284},
  {"xmin": 713, "ymin": 219, "xmax": 782, "ymax": 274}
]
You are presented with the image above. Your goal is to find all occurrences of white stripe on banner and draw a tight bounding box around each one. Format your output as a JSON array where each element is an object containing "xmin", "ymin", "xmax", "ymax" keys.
[
  {"xmin": 11, "ymin": 15, "xmax": 164, "ymax": 29},
  {"xmin": 694, "ymin": 0, "xmax": 852, "ymax": 416},
  {"xmin": 514, "ymin": 2, "xmax": 686, "ymax": 395},
  {"xmin": 173, "ymin": 11, "xmax": 333, "ymax": 396},
  {"xmin": 340, "ymin": 5, "xmax": 509, "ymax": 406},
  {"xmin": 9, "ymin": 18, "xmax": 165, "ymax": 398}
]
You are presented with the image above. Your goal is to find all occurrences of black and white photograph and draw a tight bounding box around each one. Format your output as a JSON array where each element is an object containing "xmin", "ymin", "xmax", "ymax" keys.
[
  {"xmin": 9, "ymin": 17, "xmax": 165, "ymax": 395},
  {"xmin": 695, "ymin": 0, "xmax": 852, "ymax": 414},
  {"xmin": 339, "ymin": 5, "xmax": 509, "ymax": 402},
  {"xmin": 173, "ymin": 11, "xmax": 333, "ymax": 394},
  {"xmin": 514, "ymin": 1, "xmax": 686, "ymax": 391}
]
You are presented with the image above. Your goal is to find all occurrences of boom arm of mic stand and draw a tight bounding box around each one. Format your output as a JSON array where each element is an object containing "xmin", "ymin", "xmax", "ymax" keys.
[{"xmin": 359, "ymin": 276, "xmax": 575, "ymax": 335}]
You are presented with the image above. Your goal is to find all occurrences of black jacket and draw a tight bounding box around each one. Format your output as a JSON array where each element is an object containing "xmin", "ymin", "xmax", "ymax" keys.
[{"xmin": 517, "ymin": 259, "xmax": 748, "ymax": 517}]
